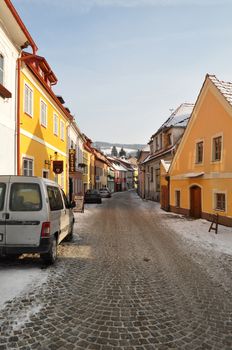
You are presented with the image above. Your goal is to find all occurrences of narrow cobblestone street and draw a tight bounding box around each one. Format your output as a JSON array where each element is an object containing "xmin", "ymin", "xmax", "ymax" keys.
[{"xmin": 1, "ymin": 191, "xmax": 232, "ymax": 350}]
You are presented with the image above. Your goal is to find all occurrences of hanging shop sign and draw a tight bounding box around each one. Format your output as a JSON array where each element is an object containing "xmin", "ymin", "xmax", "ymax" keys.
[
  {"xmin": 53, "ymin": 160, "xmax": 63, "ymax": 174},
  {"xmin": 69, "ymin": 149, "xmax": 76, "ymax": 172}
]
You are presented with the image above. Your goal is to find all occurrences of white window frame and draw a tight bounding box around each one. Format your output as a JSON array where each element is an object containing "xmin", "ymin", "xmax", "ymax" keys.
[
  {"xmin": 60, "ymin": 172, "xmax": 64, "ymax": 189},
  {"xmin": 22, "ymin": 156, "xmax": 34, "ymax": 176},
  {"xmin": 195, "ymin": 139, "xmax": 204, "ymax": 164},
  {"xmin": 24, "ymin": 82, "xmax": 33, "ymax": 117},
  {"xmin": 211, "ymin": 133, "xmax": 223, "ymax": 163},
  {"xmin": 40, "ymin": 99, "xmax": 47, "ymax": 127},
  {"xmin": 53, "ymin": 113, "xmax": 59, "ymax": 136},
  {"xmin": 60, "ymin": 120, "xmax": 65, "ymax": 141},
  {"xmin": 213, "ymin": 190, "xmax": 227, "ymax": 212},
  {"xmin": 42, "ymin": 169, "xmax": 49, "ymax": 179}
]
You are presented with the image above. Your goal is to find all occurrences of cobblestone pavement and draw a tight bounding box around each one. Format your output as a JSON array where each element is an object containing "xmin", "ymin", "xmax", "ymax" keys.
[{"xmin": 1, "ymin": 191, "xmax": 232, "ymax": 350}]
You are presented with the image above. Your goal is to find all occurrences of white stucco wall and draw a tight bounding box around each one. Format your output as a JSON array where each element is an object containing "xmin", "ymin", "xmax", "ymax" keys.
[
  {"xmin": 0, "ymin": 26, "xmax": 18, "ymax": 175},
  {"xmin": 68, "ymin": 123, "xmax": 84, "ymax": 169}
]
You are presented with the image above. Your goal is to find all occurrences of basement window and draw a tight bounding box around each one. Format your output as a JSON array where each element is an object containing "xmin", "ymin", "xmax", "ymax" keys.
[{"xmin": 215, "ymin": 193, "xmax": 225, "ymax": 211}]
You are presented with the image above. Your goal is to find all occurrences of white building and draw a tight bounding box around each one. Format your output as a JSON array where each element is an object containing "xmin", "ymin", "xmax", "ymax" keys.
[
  {"xmin": 143, "ymin": 103, "xmax": 194, "ymax": 201},
  {"xmin": 0, "ymin": 0, "xmax": 36, "ymax": 175},
  {"xmin": 67, "ymin": 117, "xmax": 85, "ymax": 200}
]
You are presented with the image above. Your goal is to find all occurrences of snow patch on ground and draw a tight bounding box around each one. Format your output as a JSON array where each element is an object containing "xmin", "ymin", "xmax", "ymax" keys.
[
  {"xmin": 0, "ymin": 266, "xmax": 48, "ymax": 310},
  {"xmin": 141, "ymin": 198, "xmax": 232, "ymax": 256},
  {"xmin": 12, "ymin": 304, "xmax": 43, "ymax": 331}
]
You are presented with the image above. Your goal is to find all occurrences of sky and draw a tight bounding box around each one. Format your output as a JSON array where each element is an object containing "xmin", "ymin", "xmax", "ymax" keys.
[{"xmin": 12, "ymin": 0, "xmax": 232, "ymax": 144}]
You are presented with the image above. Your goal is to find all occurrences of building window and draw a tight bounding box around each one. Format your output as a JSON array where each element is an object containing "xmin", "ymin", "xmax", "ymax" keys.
[
  {"xmin": 43, "ymin": 170, "xmax": 49, "ymax": 178},
  {"xmin": 175, "ymin": 190, "xmax": 180, "ymax": 207},
  {"xmin": 212, "ymin": 136, "xmax": 222, "ymax": 161},
  {"xmin": 196, "ymin": 141, "xmax": 203, "ymax": 163},
  {"xmin": 23, "ymin": 157, "xmax": 33, "ymax": 176},
  {"xmin": 167, "ymin": 133, "xmax": 172, "ymax": 146},
  {"xmin": 150, "ymin": 167, "xmax": 153, "ymax": 182},
  {"xmin": 54, "ymin": 174, "xmax": 58, "ymax": 183},
  {"xmin": 0, "ymin": 54, "xmax": 4, "ymax": 85},
  {"xmin": 53, "ymin": 114, "xmax": 59, "ymax": 135},
  {"xmin": 155, "ymin": 137, "xmax": 159, "ymax": 151},
  {"xmin": 40, "ymin": 100, "xmax": 47, "ymax": 127},
  {"xmin": 24, "ymin": 84, "xmax": 33, "ymax": 116},
  {"xmin": 60, "ymin": 120, "xmax": 65, "ymax": 141},
  {"xmin": 60, "ymin": 172, "xmax": 64, "ymax": 189},
  {"xmin": 155, "ymin": 168, "xmax": 160, "ymax": 191},
  {"xmin": 159, "ymin": 134, "xmax": 163, "ymax": 149},
  {"xmin": 215, "ymin": 193, "xmax": 225, "ymax": 211}
]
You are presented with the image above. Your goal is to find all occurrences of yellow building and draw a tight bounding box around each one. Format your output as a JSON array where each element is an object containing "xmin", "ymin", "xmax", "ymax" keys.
[
  {"xmin": 93, "ymin": 149, "xmax": 109, "ymax": 190},
  {"xmin": 19, "ymin": 52, "xmax": 71, "ymax": 192},
  {"xmin": 169, "ymin": 74, "xmax": 232, "ymax": 226},
  {"xmin": 83, "ymin": 136, "xmax": 95, "ymax": 192}
]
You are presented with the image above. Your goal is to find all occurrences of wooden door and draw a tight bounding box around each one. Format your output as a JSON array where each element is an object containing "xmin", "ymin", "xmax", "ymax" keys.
[
  {"xmin": 190, "ymin": 186, "xmax": 202, "ymax": 218},
  {"xmin": 161, "ymin": 185, "xmax": 169, "ymax": 211}
]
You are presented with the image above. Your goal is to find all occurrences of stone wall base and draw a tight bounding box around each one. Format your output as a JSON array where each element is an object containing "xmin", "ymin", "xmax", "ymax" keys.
[{"xmin": 170, "ymin": 206, "xmax": 232, "ymax": 227}]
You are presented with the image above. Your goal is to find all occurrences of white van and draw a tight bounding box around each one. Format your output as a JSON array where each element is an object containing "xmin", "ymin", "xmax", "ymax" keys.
[{"xmin": 0, "ymin": 176, "xmax": 75, "ymax": 264}]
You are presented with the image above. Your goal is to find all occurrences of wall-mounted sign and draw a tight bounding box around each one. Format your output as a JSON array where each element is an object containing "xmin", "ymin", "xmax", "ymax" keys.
[
  {"xmin": 53, "ymin": 160, "xmax": 63, "ymax": 174},
  {"xmin": 69, "ymin": 149, "xmax": 76, "ymax": 172}
]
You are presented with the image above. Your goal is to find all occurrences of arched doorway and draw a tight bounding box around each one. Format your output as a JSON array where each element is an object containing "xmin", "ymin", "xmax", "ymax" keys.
[{"xmin": 190, "ymin": 186, "xmax": 202, "ymax": 218}]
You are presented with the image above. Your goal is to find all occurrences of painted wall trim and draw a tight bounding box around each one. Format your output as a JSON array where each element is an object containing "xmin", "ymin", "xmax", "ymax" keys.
[{"xmin": 20, "ymin": 128, "xmax": 67, "ymax": 157}]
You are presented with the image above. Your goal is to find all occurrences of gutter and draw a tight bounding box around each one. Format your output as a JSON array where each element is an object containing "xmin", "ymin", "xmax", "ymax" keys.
[
  {"xmin": 5, "ymin": 0, "xmax": 38, "ymax": 55},
  {"xmin": 16, "ymin": 57, "xmax": 21, "ymax": 175},
  {"xmin": 16, "ymin": 55, "xmax": 38, "ymax": 175}
]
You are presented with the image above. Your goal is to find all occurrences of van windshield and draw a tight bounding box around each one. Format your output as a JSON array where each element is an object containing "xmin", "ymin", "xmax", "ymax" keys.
[
  {"xmin": 10, "ymin": 183, "xmax": 42, "ymax": 211},
  {"xmin": 0, "ymin": 183, "xmax": 6, "ymax": 211}
]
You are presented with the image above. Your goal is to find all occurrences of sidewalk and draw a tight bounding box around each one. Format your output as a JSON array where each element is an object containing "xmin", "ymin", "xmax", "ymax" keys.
[{"xmin": 152, "ymin": 200, "xmax": 232, "ymax": 256}]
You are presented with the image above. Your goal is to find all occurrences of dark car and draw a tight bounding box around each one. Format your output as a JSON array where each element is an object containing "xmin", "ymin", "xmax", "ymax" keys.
[
  {"xmin": 99, "ymin": 188, "xmax": 111, "ymax": 198},
  {"xmin": 84, "ymin": 189, "xmax": 102, "ymax": 204}
]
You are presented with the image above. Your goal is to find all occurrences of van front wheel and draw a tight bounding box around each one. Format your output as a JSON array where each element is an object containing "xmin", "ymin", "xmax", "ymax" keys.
[{"xmin": 41, "ymin": 236, "xmax": 57, "ymax": 264}]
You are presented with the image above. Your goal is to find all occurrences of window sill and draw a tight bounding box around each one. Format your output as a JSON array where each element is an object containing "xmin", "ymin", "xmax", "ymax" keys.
[
  {"xmin": 211, "ymin": 159, "xmax": 221, "ymax": 163},
  {"xmin": 25, "ymin": 111, "xmax": 33, "ymax": 118},
  {"xmin": 0, "ymin": 83, "xmax": 12, "ymax": 99}
]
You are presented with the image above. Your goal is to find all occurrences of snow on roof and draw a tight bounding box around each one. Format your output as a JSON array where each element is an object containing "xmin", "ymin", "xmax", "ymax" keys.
[
  {"xmin": 161, "ymin": 159, "xmax": 171, "ymax": 172},
  {"xmin": 141, "ymin": 145, "xmax": 150, "ymax": 152},
  {"xmin": 159, "ymin": 102, "xmax": 194, "ymax": 130},
  {"xmin": 113, "ymin": 163, "xmax": 127, "ymax": 172},
  {"xmin": 184, "ymin": 172, "xmax": 204, "ymax": 178},
  {"xmin": 208, "ymin": 74, "xmax": 232, "ymax": 107}
]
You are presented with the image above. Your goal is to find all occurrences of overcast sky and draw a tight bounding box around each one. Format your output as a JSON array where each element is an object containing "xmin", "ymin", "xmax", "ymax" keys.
[{"xmin": 12, "ymin": 0, "xmax": 232, "ymax": 144}]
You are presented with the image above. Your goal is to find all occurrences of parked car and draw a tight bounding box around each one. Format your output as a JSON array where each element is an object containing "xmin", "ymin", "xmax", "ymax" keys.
[
  {"xmin": 84, "ymin": 189, "xmax": 102, "ymax": 204},
  {"xmin": 0, "ymin": 176, "xmax": 75, "ymax": 264},
  {"xmin": 99, "ymin": 188, "xmax": 111, "ymax": 198}
]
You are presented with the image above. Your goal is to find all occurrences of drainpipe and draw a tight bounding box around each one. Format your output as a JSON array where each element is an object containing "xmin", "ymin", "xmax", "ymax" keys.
[{"xmin": 16, "ymin": 57, "xmax": 21, "ymax": 175}]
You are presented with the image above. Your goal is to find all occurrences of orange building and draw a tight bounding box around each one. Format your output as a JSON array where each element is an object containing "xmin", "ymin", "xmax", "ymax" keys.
[{"xmin": 169, "ymin": 74, "xmax": 232, "ymax": 226}]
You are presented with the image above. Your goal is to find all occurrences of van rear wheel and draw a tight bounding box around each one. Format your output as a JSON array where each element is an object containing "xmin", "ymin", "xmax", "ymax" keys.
[{"xmin": 41, "ymin": 236, "xmax": 57, "ymax": 264}]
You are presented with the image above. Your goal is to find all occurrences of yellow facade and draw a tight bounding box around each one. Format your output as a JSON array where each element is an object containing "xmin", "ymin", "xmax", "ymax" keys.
[
  {"xmin": 82, "ymin": 149, "xmax": 90, "ymax": 192},
  {"xmin": 20, "ymin": 63, "xmax": 69, "ymax": 192},
  {"xmin": 169, "ymin": 75, "xmax": 232, "ymax": 225}
]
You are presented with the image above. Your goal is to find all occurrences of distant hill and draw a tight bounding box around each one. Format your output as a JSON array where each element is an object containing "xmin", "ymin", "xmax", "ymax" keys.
[{"xmin": 93, "ymin": 141, "xmax": 146, "ymax": 157}]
